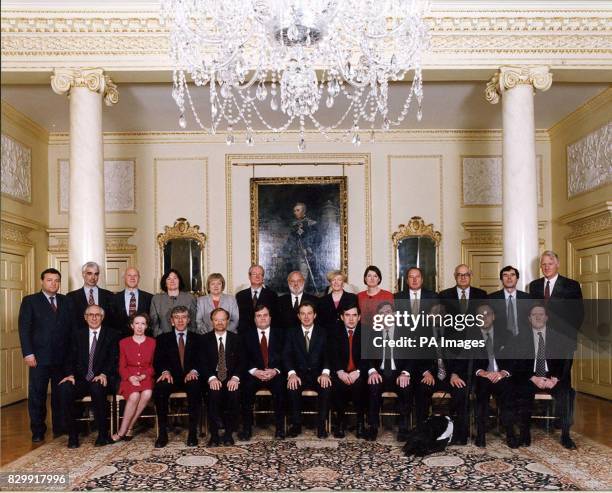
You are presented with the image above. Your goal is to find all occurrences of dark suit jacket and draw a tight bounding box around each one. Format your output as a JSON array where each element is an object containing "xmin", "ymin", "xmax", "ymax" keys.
[
  {"xmin": 328, "ymin": 324, "xmax": 366, "ymax": 374},
  {"xmin": 67, "ymin": 286, "xmax": 115, "ymax": 331},
  {"xmin": 201, "ymin": 331, "xmax": 244, "ymax": 381},
  {"xmin": 316, "ymin": 291, "xmax": 358, "ymax": 332},
  {"xmin": 236, "ymin": 287, "xmax": 278, "ymax": 334},
  {"xmin": 243, "ymin": 326, "xmax": 285, "ymax": 373},
  {"xmin": 277, "ymin": 293, "xmax": 318, "ymax": 330},
  {"xmin": 283, "ymin": 324, "xmax": 329, "ymax": 377},
  {"xmin": 488, "ymin": 289, "xmax": 531, "ymax": 335},
  {"xmin": 154, "ymin": 330, "xmax": 203, "ymax": 380},
  {"xmin": 438, "ymin": 285, "xmax": 488, "ymax": 316},
  {"xmin": 18, "ymin": 292, "xmax": 74, "ymax": 366},
  {"xmin": 62, "ymin": 325, "xmax": 119, "ymax": 383},
  {"xmin": 528, "ymin": 275, "xmax": 584, "ymax": 349},
  {"xmin": 394, "ymin": 288, "xmax": 439, "ymax": 315},
  {"xmin": 513, "ymin": 327, "xmax": 573, "ymax": 384},
  {"xmin": 470, "ymin": 325, "xmax": 514, "ymax": 376},
  {"xmin": 111, "ymin": 289, "xmax": 154, "ymax": 338},
  {"xmin": 364, "ymin": 328, "xmax": 410, "ymax": 375}
]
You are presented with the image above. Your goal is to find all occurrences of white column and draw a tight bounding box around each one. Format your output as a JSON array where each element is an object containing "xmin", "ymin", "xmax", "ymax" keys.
[
  {"xmin": 51, "ymin": 68, "xmax": 118, "ymax": 289},
  {"xmin": 485, "ymin": 66, "xmax": 552, "ymax": 288}
]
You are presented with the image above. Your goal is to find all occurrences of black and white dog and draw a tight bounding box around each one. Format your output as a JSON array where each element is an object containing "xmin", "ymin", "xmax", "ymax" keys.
[{"xmin": 402, "ymin": 415, "xmax": 454, "ymax": 457}]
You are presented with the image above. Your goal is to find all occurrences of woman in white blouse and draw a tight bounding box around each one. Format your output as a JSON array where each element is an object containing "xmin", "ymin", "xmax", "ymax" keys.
[{"xmin": 196, "ymin": 273, "xmax": 239, "ymax": 334}]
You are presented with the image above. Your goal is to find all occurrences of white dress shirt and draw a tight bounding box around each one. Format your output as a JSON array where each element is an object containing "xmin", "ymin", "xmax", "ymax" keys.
[
  {"xmin": 544, "ymin": 274, "xmax": 559, "ymax": 295},
  {"xmin": 84, "ymin": 285, "xmax": 99, "ymax": 304},
  {"xmin": 456, "ymin": 286, "xmax": 471, "ymax": 299},
  {"xmin": 124, "ymin": 289, "xmax": 139, "ymax": 314},
  {"xmin": 249, "ymin": 326, "xmax": 280, "ymax": 375},
  {"xmin": 88, "ymin": 328, "xmax": 100, "ymax": 352}
]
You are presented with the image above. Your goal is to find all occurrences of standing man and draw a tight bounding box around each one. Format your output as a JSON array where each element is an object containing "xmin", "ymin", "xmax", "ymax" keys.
[
  {"xmin": 112, "ymin": 267, "xmax": 153, "ymax": 338},
  {"xmin": 18, "ymin": 268, "xmax": 74, "ymax": 442},
  {"xmin": 235, "ymin": 265, "xmax": 278, "ymax": 334},
  {"xmin": 67, "ymin": 262, "xmax": 114, "ymax": 331},
  {"xmin": 153, "ymin": 306, "xmax": 203, "ymax": 448},
  {"xmin": 489, "ymin": 266, "xmax": 530, "ymax": 336},
  {"xmin": 329, "ymin": 305, "xmax": 367, "ymax": 439},
  {"xmin": 515, "ymin": 304, "xmax": 577, "ymax": 449},
  {"xmin": 202, "ymin": 308, "xmax": 243, "ymax": 446},
  {"xmin": 240, "ymin": 304, "xmax": 286, "ymax": 440},
  {"xmin": 283, "ymin": 301, "xmax": 331, "ymax": 439},
  {"xmin": 394, "ymin": 267, "xmax": 438, "ymax": 315},
  {"xmin": 277, "ymin": 271, "xmax": 318, "ymax": 330},
  {"xmin": 58, "ymin": 304, "xmax": 118, "ymax": 448},
  {"xmin": 529, "ymin": 250, "xmax": 584, "ymax": 355},
  {"xmin": 438, "ymin": 264, "xmax": 488, "ymax": 316}
]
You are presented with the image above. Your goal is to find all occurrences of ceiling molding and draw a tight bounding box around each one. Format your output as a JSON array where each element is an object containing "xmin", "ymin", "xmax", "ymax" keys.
[
  {"xmin": 1, "ymin": 99, "xmax": 49, "ymax": 141},
  {"xmin": 548, "ymin": 87, "xmax": 612, "ymax": 138}
]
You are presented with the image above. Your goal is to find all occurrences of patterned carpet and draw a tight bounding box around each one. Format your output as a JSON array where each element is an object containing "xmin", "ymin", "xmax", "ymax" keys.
[{"xmin": 2, "ymin": 427, "xmax": 611, "ymax": 491}]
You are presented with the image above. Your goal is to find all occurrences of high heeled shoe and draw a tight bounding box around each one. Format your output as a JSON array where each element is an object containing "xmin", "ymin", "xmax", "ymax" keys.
[
  {"xmin": 124, "ymin": 428, "xmax": 134, "ymax": 441},
  {"xmin": 110, "ymin": 433, "xmax": 125, "ymax": 443}
]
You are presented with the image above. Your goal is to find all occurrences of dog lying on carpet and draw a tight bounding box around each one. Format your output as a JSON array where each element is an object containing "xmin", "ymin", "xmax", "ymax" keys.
[{"xmin": 402, "ymin": 415, "xmax": 454, "ymax": 457}]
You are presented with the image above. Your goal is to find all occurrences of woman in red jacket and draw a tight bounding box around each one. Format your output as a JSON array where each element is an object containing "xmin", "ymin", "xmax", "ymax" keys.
[{"xmin": 112, "ymin": 312, "xmax": 156, "ymax": 441}]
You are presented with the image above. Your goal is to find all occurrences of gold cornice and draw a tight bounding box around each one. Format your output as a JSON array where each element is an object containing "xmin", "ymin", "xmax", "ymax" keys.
[
  {"xmin": 548, "ymin": 87, "xmax": 612, "ymax": 138},
  {"xmin": 1, "ymin": 99, "xmax": 49, "ymax": 142},
  {"xmin": 0, "ymin": 210, "xmax": 46, "ymax": 231},
  {"xmin": 47, "ymin": 227, "xmax": 137, "ymax": 253}
]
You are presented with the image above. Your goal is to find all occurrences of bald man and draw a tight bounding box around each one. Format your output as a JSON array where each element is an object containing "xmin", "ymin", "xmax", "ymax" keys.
[{"xmin": 111, "ymin": 268, "xmax": 153, "ymax": 338}]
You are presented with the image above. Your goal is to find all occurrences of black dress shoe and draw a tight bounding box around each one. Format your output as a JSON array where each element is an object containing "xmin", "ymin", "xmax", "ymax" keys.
[
  {"xmin": 365, "ymin": 427, "xmax": 378, "ymax": 441},
  {"xmin": 287, "ymin": 425, "xmax": 301, "ymax": 438},
  {"xmin": 237, "ymin": 429, "xmax": 252, "ymax": 441},
  {"xmin": 207, "ymin": 435, "xmax": 220, "ymax": 447},
  {"xmin": 561, "ymin": 435, "xmax": 577, "ymax": 450},
  {"xmin": 519, "ymin": 429, "xmax": 531, "ymax": 447},
  {"xmin": 397, "ymin": 429, "xmax": 410, "ymax": 442},
  {"xmin": 506, "ymin": 434, "xmax": 519, "ymax": 449},
  {"xmin": 274, "ymin": 428, "xmax": 286, "ymax": 440},
  {"xmin": 356, "ymin": 421, "xmax": 365, "ymax": 439},
  {"xmin": 474, "ymin": 435, "xmax": 486, "ymax": 448},
  {"xmin": 450, "ymin": 436, "xmax": 468, "ymax": 446},
  {"xmin": 94, "ymin": 436, "xmax": 111, "ymax": 447},
  {"xmin": 154, "ymin": 433, "xmax": 168, "ymax": 448},
  {"xmin": 317, "ymin": 427, "xmax": 328, "ymax": 439},
  {"xmin": 332, "ymin": 425, "xmax": 345, "ymax": 439},
  {"xmin": 67, "ymin": 437, "xmax": 80, "ymax": 449},
  {"xmin": 222, "ymin": 433, "xmax": 235, "ymax": 446},
  {"xmin": 32, "ymin": 433, "xmax": 45, "ymax": 443},
  {"xmin": 187, "ymin": 433, "xmax": 198, "ymax": 447}
]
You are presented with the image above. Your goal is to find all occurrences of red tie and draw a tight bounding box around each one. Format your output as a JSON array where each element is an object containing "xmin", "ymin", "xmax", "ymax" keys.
[
  {"xmin": 544, "ymin": 280, "xmax": 551, "ymax": 302},
  {"xmin": 347, "ymin": 329, "xmax": 356, "ymax": 372},
  {"xmin": 129, "ymin": 292, "xmax": 137, "ymax": 316},
  {"xmin": 260, "ymin": 331, "xmax": 269, "ymax": 369}
]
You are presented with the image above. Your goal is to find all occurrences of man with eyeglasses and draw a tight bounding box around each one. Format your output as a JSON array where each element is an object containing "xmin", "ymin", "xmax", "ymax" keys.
[
  {"xmin": 19, "ymin": 268, "xmax": 75, "ymax": 443},
  {"xmin": 438, "ymin": 264, "xmax": 488, "ymax": 317},
  {"xmin": 67, "ymin": 261, "xmax": 114, "ymax": 331}
]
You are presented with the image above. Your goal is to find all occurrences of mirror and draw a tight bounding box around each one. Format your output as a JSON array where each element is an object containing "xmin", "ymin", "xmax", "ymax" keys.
[
  {"xmin": 392, "ymin": 216, "xmax": 441, "ymax": 292},
  {"xmin": 157, "ymin": 218, "xmax": 206, "ymax": 294}
]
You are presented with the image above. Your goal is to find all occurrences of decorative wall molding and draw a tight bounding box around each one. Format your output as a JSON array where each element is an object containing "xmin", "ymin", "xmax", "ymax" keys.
[
  {"xmin": 0, "ymin": 219, "xmax": 33, "ymax": 245},
  {"xmin": 462, "ymin": 221, "xmax": 547, "ymax": 244},
  {"xmin": 51, "ymin": 68, "xmax": 118, "ymax": 106},
  {"xmin": 461, "ymin": 155, "xmax": 543, "ymax": 206},
  {"xmin": 47, "ymin": 227, "xmax": 137, "ymax": 253},
  {"xmin": 1, "ymin": 101, "xmax": 49, "ymax": 142},
  {"xmin": 2, "ymin": 8, "xmax": 611, "ymax": 71},
  {"xmin": 58, "ymin": 158, "xmax": 135, "ymax": 213},
  {"xmin": 1, "ymin": 133, "xmax": 31, "ymax": 203},
  {"xmin": 567, "ymin": 122, "xmax": 612, "ymax": 198},
  {"xmin": 560, "ymin": 201, "xmax": 612, "ymax": 239}
]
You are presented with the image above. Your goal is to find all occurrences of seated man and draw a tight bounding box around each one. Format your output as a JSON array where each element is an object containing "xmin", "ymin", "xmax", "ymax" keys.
[
  {"xmin": 202, "ymin": 308, "xmax": 244, "ymax": 446},
  {"xmin": 283, "ymin": 301, "xmax": 331, "ymax": 438},
  {"xmin": 240, "ymin": 304, "xmax": 286, "ymax": 440},
  {"xmin": 153, "ymin": 305, "xmax": 203, "ymax": 448},
  {"xmin": 365, "ymin": 301, "xmax": 412, "ymax": 442},
  {"xmin": 329, "ymin": 305, "xmax": 367, "ymax": 439},
  {"xmin": 514, "ymin": 303, "xmax": 577, "ymax": 449},
  {"xmin": 58, "ymin": 304, "xmax": 118, "ymax": 448},
  {"xmin": 472, "ymin": 303, "xmax": 517, "ymax": 448}
]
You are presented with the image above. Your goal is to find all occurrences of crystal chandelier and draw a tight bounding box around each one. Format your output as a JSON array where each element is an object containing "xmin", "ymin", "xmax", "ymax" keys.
[{"xmin": 161, "ymin": 0, "xmax": 430, "ymax": 150}]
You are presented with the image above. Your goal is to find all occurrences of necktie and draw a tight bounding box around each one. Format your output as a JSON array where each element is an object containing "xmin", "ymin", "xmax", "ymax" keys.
[
  {"xmin": 88, "ymin": 288, "xmax": 95, "ymax": 305},
  {"xmin": 217, "ymin": 337, "xmax": 227, "ymax": 381},
  {"xmin": 507, "ymin": 295, "xmax": 517, "ymax": 335},
  {"xmin": 544, "ymin": 280, "xmax": 551, "ymax": 301},
  {"xmin": 411, "ymin": 292, "xmax": 420, "ymax": 314},
  {"xmin": 86, "ymin": 331, "xmax": 97, "ymax": 381},
  {"xmin": 437, "ymin": 358, "xmax": 447, "ymax": 381},
  {"xmin": 252, "ymin": 290, "xmax": 259, "ymax": 308},
  {"xmin": 260, "ymin": 331, "xmax": 269, "ymax": 368},
  {"xmin": 304, "ymin": 330, "xmax": 310, "ymax": 352},
  {"xmin": 347, "ymin": 329, "xmax": 356, "ymax": 372},
  {"xmin": 382, "ymin": 330, "xmax": 393, "ymax": 378},
  {"xmin": 535, "ymin": 332, "xmax": 547, "ymax": 377},
  {"xmin": 460, "ymin": 289, "xmax": 468, "ymax": 314},
  {"xmin": 293, "ymin": 296, "xmax": 299, "ymax": 311},
  {"xmin": 178, "ymin": 332, "xmax": 185, "ymax": 369},
  {"xmin": 129, "ymin": 292, "xmax": 137, "ymax": 316},
  {"xmin": 485, "ymin": 332, "xmax": 495, "ymax": 372},
  {"xmin": 49, "ymin": 296, "xmax": 57, "ymax": 312}
]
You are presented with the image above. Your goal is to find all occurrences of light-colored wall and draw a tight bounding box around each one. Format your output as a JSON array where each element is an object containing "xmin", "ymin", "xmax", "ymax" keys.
[
  {"xmin": 47, "ymin": 129, "xmax": 552, "ymax": 294},
  {"xmin": 550, "ymin": 88, "xmax": 612, "ymax": 272},
  {"xmin": 1, "ymin": 102, "xmax": 49, "ymax": 285}
]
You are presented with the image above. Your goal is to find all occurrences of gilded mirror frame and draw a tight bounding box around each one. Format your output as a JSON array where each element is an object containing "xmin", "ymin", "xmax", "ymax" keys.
[
  {"xmin": 392, "ymin": 216, "xmax": 441, "ymax": 292},
  {"xmin": 157, "ymin": 218, "xmax": 207, "ymax": 295}
]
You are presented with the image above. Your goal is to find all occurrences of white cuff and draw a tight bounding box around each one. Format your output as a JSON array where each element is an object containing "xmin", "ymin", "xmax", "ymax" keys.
[
  {"xmin": 287, "ymin": 370, "xmax": 296, "ymax": 378},
  {"xmin": 322, "ymin": 369, "xmax": 330, "ymax": 376},
  {"xmin": 249, "ymin": 368, "xmax": 257, "ymax": 376}
]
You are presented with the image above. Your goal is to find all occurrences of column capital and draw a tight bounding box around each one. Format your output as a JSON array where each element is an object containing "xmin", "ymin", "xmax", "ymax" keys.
[
  {"xmin": 485, "ymin": 66, "xmax": 552, "ymax": 104},
  {"xmin": 51, "ymin": 68, "xmax": 118, "ymax": 106}
]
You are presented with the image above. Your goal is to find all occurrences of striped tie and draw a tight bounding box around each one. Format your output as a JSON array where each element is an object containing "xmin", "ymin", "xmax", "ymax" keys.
[{"xmin": 86, "ymin": 332, "xmax": 98, "ymax": 381}]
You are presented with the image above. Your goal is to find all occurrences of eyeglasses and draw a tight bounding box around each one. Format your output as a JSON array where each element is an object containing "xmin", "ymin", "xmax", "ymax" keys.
[
  {"xmin": 455, "ymin": 273, "xmax": 471, "ymax": 277},
  {"xmin": 86, "ymin": 313, "xmax": 103, "ymax": 317}
]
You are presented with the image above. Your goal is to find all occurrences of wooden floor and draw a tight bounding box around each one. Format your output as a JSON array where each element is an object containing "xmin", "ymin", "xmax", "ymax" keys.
[{"xmin": 1, "ymin": 393, "xmax": 610, "ymax": 467}]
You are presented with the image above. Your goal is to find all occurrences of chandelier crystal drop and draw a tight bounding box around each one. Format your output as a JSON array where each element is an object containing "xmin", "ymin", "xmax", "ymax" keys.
[{"xmin": 161, "ymin": 0, "xmax": 430, "ymax": 150}]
